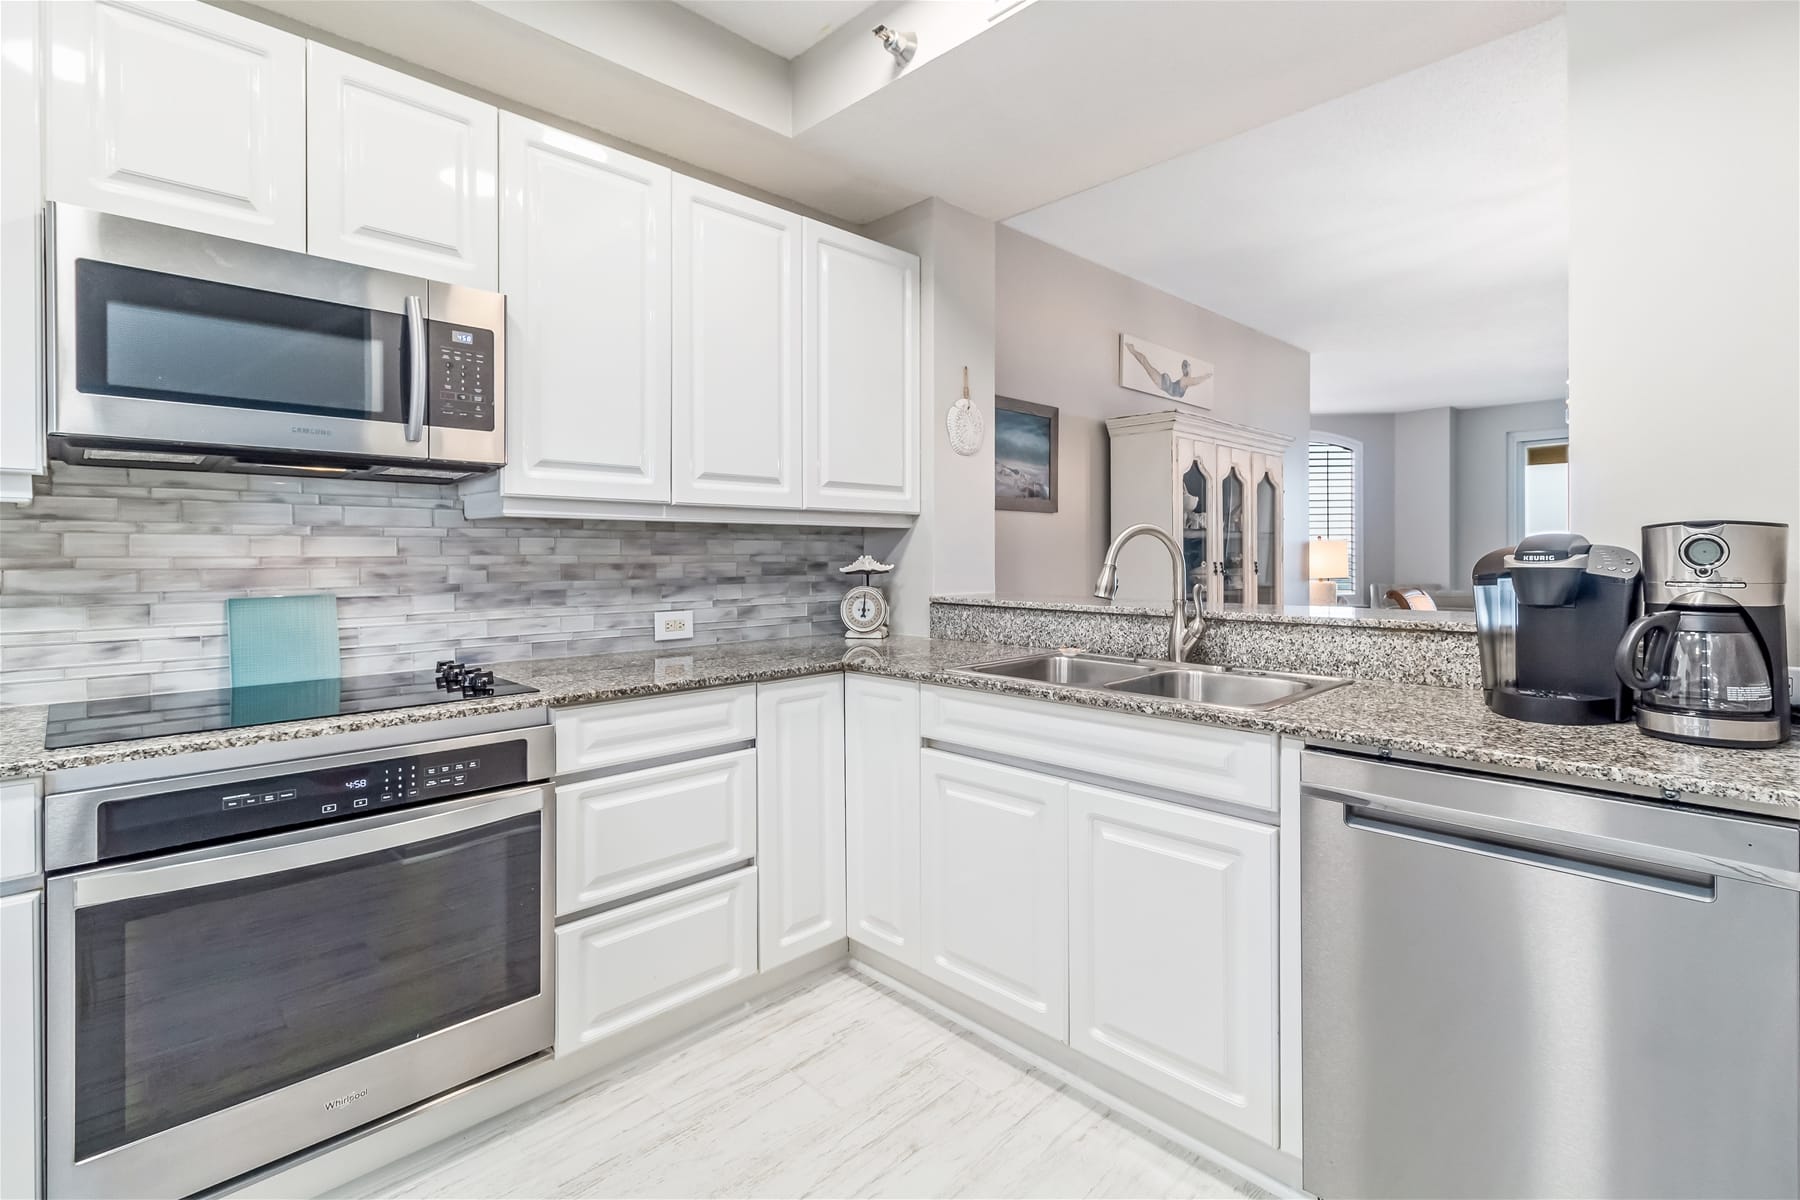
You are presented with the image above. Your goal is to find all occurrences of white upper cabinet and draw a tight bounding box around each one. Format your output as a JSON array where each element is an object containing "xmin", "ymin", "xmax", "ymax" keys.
[
  {"xmin": 672, "ymin": 177, "xmax": 804, "ymax": 509},
  {"xmin": 1067, "ymin": 783, "xmax": 1278, "ymax": 1143},
  {"xmin": 1, "ymin": 0, "xmax": 44, "ymax": 500},
  {"xmin": 45, "ymin": 0, "xmax": 305, "ymax": 249},
  {"xmin": 803, "ymin": 222, "xmax": 919, "ymax": 514},
  {"xmin": 918, "ymin": 749, "xmax": 1069, "ymax": 1041},
  {"xmin": 306, "ymin": 42, "xmax": 497, "ymax": 288},
  {"xmin": 499, "ymin": 115, "xmax": 671, "ymax": 503}
]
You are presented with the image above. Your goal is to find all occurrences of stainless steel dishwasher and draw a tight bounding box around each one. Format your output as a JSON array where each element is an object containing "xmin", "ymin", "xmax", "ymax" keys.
[{"xmin": 1301, "ymin": 749, "xmax": 1800, "ymax": 1200}]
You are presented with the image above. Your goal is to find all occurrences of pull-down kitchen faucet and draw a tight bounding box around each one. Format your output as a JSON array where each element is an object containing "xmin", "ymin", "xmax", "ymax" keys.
[{"xmin": 1093, "ymin": 523, "xmax": 1205, "ymax": 662}]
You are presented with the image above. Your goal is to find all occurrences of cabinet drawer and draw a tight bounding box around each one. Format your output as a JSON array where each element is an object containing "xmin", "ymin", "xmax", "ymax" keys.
[
  {"xmin": 556, "ymin": 750, "xmax": 756, "ymax": 916},
  {"xmin": 554, "ymin": 867, "xmax": 757, "ymax": 1055},
  {"xmin": 554, "ymin": 686, "xmax": 756, "ymax": 774},
  {"xmin": 921, "ymin": 686, "xmax": 1276, "ymax": 812}
]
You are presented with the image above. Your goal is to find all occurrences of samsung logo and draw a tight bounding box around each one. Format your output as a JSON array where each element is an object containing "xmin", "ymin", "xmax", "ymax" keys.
[
  {"xmin": 291, "ymin": 426, "xmax": 333, "ymax": 437},
  {"xmin": 323, "ymin": 1087, "xmax": 369, "ymax": 1113}
]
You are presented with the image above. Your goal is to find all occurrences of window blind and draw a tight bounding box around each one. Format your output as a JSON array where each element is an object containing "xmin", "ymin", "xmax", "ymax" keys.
[{"xmin": 1308, "ymin": 440, "xmax": 1358, "ymax": 592}]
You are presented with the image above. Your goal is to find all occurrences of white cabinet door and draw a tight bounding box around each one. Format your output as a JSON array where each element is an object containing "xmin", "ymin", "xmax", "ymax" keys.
[
  {"xmin": 307, "ymin": 42, "xmax": 497, "ymax": 287},
  {"xmin": 845, "ymin": 675, "xmax": 922, "ymax": 966},
  {"xmin": 1, "ymin": 0, "xmax": 43, "ymax": 499},
  {"xmin": 1068, "ymin": 784, "xmax": 1277, "ymax": 1142},
  {"xmin": 0, "ymin": 890, "xmax": 41, "ymax": 1200},
  {"xmin": 756, "ymin": 676, "xmax": 846, "ymax": 968},
  {"xmin": 803, "ymin": 222, "xmax": 919, "ymax": 513},
  {"xmin": 555, "ymin": 867, "xmax": 757, "ymax": 1056},
  {"xmin": 672, "ymin": 177, "xmax": 803, "ymax": 509},
  {"xmin": 45, "ymin": 0, "xmax": 305, "ymax": 249},
  {"xmin": 555, "ymin": 750, "xmax": 756, "ymax": 917},
  {"xmin": 499, "ymin": 115, "xmax": 671, "ymax": 503},
  {"xmin": 918, "ymin": 749, "xmax": 1068, "ymax": 1040}
]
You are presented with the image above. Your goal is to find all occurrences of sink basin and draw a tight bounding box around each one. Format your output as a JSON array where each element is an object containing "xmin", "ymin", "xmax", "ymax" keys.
[
  {"xmin": 960, "ymin": 651, "xmax": 1159, "ymax": 688},
  {"xmin": 955, "ymin": 652, "xmax": 1346, "ymax": 711},
  {"xmin": 1108, "ymin": 666, "xmax": 1333, "ymax": 709}
]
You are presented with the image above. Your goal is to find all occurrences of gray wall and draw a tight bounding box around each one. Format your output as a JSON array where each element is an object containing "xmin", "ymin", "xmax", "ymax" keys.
[
  {"xmin": 1454, "ymin": 397, "xmax": 1568, "ymax": 574},
  {"xmin": 0, "ymin": 464, "xmax": 861, "ymax": 705},
  {"xmin": 1392, "ymin": 408, "xmax": 1457, "ymax": 588},
  {"xmin": 993, "ymin": 227, "xmax": 1312, "ymax": 599},
  {"xmin": 861, "ymin": 198, "xmax": 997, "ymax": 635},
  {"xmin": 1314, "ymin": 397, "xmax": 1568, "ymax": 599},
  {"xmin": 1308, "ymin": 412, "xmax": 1395, "ymax": 601}
]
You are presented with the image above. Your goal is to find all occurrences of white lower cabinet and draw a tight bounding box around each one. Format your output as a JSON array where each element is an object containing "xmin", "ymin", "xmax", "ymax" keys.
[
  {"xmin": 845, "ymin": 676, "xmax": 922, "ymax": 966},
  {"xmin": 1, "ymin": 889, "xmax": 41, "ymax": 1200},
  {"xmin": 918, "ymin": 750, "xmax": 1069, "ymax": 1041},
  {"xmin": 554, "ymin": 750, "xmax": 755, "ymax": 916},
  {"xmin": 555, "ymin": 867, "xmax": 757, "ymax": 1056},
  {"xmin": 755, "ymin": 677, "xmax": 846, "ymax": 969},
  {"xmin": 1067, "ymin": 784, "xmax": 1278, "ymax": 1142}
]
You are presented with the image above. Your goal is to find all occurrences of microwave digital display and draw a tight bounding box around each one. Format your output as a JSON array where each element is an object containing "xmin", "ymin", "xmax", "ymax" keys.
[{"xmin": 451, "ymin": 330, "xmax": 475, "ymax": 345}]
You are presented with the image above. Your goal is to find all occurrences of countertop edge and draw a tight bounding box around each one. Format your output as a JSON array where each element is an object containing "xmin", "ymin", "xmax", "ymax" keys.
[{"xmin": 4, "ymin": 637, "xmax": 1793, "ymax": 817}]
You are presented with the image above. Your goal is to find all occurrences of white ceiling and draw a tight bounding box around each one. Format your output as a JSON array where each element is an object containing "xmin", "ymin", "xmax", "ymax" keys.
[
  {"xmin": 247, "ymin": 0, "xmax": 1562, "ymax": 225},
  {"xmin": 791, "ymin": 0, "xmax": 1564, "ymax": 222},
  {"xmin": 673, "ymin": 0, "xmax": 877, "ymax": 59},
  {"xmin": 1006, "ymin": 17, "xmax": 1569, "ymax": 415}
]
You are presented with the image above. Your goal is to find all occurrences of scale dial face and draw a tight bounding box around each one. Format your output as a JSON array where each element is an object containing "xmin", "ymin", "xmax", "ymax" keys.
[{"xmin": 840, "ymin": 585, "xmax": 889, "ymax": 634}]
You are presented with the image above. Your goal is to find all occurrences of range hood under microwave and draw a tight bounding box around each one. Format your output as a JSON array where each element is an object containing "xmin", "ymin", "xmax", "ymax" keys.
[{"xmin": 45, "ymin": 204, "xmax": 506, "ymax": 483}]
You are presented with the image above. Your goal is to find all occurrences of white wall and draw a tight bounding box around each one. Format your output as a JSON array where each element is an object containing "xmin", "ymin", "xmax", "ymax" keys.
[
  {"xmin": 994, "ymin": 227, "xmax": 1311, "ymax": 599},
  {"xmin": 1568, "ymin": 0, "xmax": 1800, "ymax": 662},
  {"xmin": 862, "ymin": 199, "xmax": 997, "ymax": 634}
]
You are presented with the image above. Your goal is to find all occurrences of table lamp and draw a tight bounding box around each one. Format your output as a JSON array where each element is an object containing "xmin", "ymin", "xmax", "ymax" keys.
[{"xmin": 1306, "ymin": 538, "xmax": 1349, "ymax": 605}]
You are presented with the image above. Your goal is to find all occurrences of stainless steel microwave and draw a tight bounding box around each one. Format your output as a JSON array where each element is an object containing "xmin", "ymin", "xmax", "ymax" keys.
[{"xmin": 45, "ymin": 203, "xmax": 505, "ymax": 482}]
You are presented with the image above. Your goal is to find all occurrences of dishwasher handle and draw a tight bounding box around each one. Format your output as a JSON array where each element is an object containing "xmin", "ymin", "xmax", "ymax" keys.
[{"xmin": 1339, "ymin": 802, "xmax": 1717, "ymax": 900}]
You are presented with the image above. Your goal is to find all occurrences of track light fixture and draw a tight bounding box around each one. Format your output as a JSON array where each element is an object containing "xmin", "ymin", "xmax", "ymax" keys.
[{"xmin": 872, "ymin": 24, "xmax": 917, "ymax": 65}]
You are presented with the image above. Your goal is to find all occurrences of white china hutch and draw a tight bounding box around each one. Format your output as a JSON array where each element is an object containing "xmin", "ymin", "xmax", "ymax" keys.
[{"xmin": 1106, "ymin": 411, "xmax": 1293, "ymax": 610}]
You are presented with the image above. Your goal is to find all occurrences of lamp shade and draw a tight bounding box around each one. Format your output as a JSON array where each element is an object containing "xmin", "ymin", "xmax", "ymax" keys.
[{"xmin": 1306, "ymin": 538, "xmax": 1349, "ymax": 580}]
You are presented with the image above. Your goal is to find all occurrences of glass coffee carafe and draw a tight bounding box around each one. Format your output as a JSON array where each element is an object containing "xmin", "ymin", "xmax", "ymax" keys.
[{"xmin": 1615, "ymin": 608, "xmax": 1775, "ymax": 715}]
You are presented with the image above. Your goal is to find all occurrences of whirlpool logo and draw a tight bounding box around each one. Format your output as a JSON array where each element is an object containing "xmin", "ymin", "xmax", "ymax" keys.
[{"xmin": 323, "ymin": 1087, "xmax": 369, "ymax": 1113}]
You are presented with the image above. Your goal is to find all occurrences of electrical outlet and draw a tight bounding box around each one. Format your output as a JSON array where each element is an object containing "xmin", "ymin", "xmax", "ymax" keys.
[{"xmin": 653, "ymin": 610, "xmax": 694, "ymax": 642}]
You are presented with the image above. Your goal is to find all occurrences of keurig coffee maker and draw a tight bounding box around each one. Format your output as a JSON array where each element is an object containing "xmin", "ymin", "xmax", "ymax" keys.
[
  {"xmin": 1615, "ymin": 520, "xmax": 1791, "ymax": 747},
  {"xmin": 1471, "ymin": 532, "xmax": 1641, "ymax": 724}
]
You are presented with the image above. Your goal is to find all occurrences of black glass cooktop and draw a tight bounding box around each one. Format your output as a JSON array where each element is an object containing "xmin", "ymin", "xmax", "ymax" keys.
[{"xmin": 43, "ymin": 669, "xmax": 537, "ymax": 750}]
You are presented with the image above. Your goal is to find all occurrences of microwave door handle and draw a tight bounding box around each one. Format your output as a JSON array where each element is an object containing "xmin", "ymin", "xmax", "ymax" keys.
[{"xmin": 405, "ymin": 294, "xmax": 426, "ymax": 443}]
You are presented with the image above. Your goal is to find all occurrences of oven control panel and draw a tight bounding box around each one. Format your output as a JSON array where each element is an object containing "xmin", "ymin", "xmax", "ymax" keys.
[
  {"xmin": 427, "ymin": 321, "xmax": 495, "ymax": 431},
  {"xmin": 96, "ymin": 740, "xmax": 529, "ymax": 861}
]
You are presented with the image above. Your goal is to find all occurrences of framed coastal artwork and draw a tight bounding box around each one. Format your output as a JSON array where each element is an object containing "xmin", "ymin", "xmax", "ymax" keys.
[
  {"xmin": 994, "ymin": 396, "xmax": 1058, "ymax": 512},
  {"xmin": 1119, "ymin": 334, "xmax": 1214, "ymax": 408}
]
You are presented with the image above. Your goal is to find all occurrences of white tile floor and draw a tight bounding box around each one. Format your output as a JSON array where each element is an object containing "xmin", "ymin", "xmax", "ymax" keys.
[{"xmin": 347, "ymin": 969, "xmax": 1269, "ymax": 1200}]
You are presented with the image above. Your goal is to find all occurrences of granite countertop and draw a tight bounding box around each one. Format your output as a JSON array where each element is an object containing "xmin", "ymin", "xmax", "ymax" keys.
[
  {"xmin": 932, "ymin": 593, "xmax": 1477, "ymax": 633},
  {"xmin": 3, "ymin": 635, "xmax": 1794, "ymax": 818}
]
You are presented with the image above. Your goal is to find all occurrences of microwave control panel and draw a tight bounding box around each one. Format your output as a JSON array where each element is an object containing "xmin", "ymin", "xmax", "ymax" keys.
[
  {"xmin": 428, "ymin": 321, "xmax": 496, "ymax": 431},
  {"xmin": 94, "ymin": 739, "xmax": 530, "ymax": 862}
]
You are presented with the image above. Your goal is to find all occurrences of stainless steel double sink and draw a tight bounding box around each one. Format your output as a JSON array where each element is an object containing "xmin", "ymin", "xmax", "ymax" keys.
[{"xmin": 954, "ymin": 651, "xmax": 1347, "ymax": 711}]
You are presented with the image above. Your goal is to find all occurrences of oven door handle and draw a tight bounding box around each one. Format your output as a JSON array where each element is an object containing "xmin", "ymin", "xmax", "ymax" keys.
[
  {"xmin": 66, "ymin": 787, "xmax": 545, "ymax": 908},
  {"xmin": 404, "ymin": 293, "xmax": 426, "ymax": 443}
]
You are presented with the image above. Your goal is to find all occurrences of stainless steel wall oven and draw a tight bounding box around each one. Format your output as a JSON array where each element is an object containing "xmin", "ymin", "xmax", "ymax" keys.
[{"xmin": 42, "ymin": 715, "xmax": 555, "ymax": 1199}]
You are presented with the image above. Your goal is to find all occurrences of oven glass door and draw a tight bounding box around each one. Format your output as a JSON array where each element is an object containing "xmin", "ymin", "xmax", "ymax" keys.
[
  {"xmin": 65, "ymin": 804, "xmax": 541, "ymax": 1163},
  {"xmin": 75, "ymin": 259, "xmax": 409, "ymax": 425}
]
